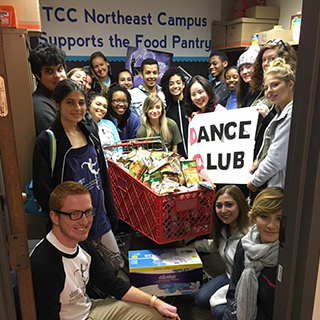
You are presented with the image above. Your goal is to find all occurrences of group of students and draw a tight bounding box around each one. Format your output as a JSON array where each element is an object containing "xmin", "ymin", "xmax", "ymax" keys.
[{"xmin": 27, "ymin": 37, "xmax": 298, "ymax": 320}]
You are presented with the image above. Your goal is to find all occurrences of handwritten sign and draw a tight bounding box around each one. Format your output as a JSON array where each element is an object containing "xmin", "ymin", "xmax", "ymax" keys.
[{"xmin": 188, "ymin": 108, "xmax": 259, "ymax": 184}]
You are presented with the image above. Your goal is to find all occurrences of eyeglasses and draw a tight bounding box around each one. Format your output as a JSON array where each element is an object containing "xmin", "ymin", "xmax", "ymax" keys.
[
  {"xmin": 53, "ymin": 208, "xmax": 96, "ymax": 220},
  {"xmin": 111, "ymin": 99, "xmax": 129, "ymax": 105},
  {"xmin": 267, "ymin": 38, "xmax": 289, "ymax": 52}
]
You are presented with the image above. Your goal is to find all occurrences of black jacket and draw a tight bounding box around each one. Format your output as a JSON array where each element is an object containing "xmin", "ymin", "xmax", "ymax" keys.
[
  {"xmin": 166, "ymin": 99, "xmax": 189, "ymax": 158},
  {"xmin": 241, "ymin": 91, "xmax": 277, "ymax": 159},
  {"xmin": 32, "ymin": 82, "xmax": 56, "ymax": 136},
  {"xmin": 33, "ymin": 120, "xmax": 119, "ymax": 231},
  {"xmin": 212, "ymin": 79, "xmax": 229, "ymax": 107},
  {"xmin": 223, "ymin": 241, "xmax": 277, "ymax": 320}
]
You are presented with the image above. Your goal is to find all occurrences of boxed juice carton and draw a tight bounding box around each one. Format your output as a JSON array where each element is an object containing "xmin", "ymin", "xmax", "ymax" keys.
[{"xmin": 129, "ymin": 248, "xmax": 203, "ymax": 296}]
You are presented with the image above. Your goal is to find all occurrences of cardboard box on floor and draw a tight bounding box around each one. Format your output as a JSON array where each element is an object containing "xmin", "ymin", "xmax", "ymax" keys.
[
  {"xmin": 246, "ymin": 6, "xmax": 280, "ymax": 20},
  {"xmin": 129, "ymin": 248, "xmax": 203, "ymax": 297},
  {"xmin": 227, "ymin": 17, "xmax": 278, "ymax": 47},
  {"xmin": 258, "ymin": 28, "xmax": 293, "ymax": 44},
  {"xmin": 211, "ymin": 21, "xmax": 228, "ymax": 50}
]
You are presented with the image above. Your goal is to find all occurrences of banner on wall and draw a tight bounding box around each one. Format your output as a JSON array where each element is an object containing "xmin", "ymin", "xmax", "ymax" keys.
[
  {"xmin": 188, "ymin": 108, "xmax": 259, "ymax": 184},
  {"xmin": 38, "ymin": 0, "xmax": 220, "ymax": 60}
]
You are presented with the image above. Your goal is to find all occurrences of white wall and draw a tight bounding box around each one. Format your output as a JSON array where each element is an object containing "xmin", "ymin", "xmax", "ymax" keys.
[{"xmin": 267, "ymin": 0, "xmax": 303, "ymax": 29}]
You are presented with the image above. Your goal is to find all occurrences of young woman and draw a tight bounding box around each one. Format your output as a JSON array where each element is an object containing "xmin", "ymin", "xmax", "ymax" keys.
[
  {"xmin": 224, "ymin": 66, "xmax": 239, "ymax": 110},
  {"xmin": 160, "ymin": 67, "xmax": 188, "ymax": 158},
  {"xmin": 117, "ymin": 69, "xmax": 134, "ymax": 90},
  {"xmin": 67, "ymin": 67, "xmax": 88, "ymax": 90},
  {"xmin": 87, "ymin": 92, "xmax": 122, "ymax": 159},
  {"xmin": 246, "ymin": 40, "xmax": 297, "ymax": 159},
  {"xmin": 89, "ymin": 51, "xmax": 115, "ymax": 95},
  {"xmin": 137, "ymin": 94, "xmax": 182, "ymax": 153},
  {"xmin": 185, "ymin": 75, "xmax": 225, "ymax": 118},
  {"xmin": 105, "ymin": 85, "xmax": 140, "ymax": 140},
  {"xmin": 247, "ymin": 58, "xmax": 294, "ymax": 191},
  {"xmin": 236, "ymin": 44, "xmax": 260, "ymax": 108},
  {"xmin": 33, "ymin": 79, "xmax": 124, "ymax": 273},
  {"xmin": 190, "ymin": 185, "xmax": 249, "ymax": 320},
  {"xmin": 223, "ymin": 187, "xmax": 283, "ymax": 320}
]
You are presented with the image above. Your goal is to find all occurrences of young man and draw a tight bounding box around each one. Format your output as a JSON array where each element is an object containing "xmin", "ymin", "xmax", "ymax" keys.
[
  {"xmin": 28, "ymin": 43, "xmax": 67, "ymax": 136},
  {"xmin": 129, "ymin": 58, "xmax": 166, "ymax": 118},
  {"xmin": 30, "ymin": 181, "xmax": 180, "ymax": 320},
  {"xmin": 208, "ymin": 51, "xmax": 229, "ymax": 106}
]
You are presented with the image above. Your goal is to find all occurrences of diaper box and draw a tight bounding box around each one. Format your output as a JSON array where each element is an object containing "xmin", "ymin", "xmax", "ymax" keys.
[{"xmin": 129, "ymin": 248, "xmax": 203, "ymax": 296}]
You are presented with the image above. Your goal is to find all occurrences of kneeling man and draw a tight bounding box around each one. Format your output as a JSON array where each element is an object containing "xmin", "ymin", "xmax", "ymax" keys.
[{"xmin": 30, "ymin": 181, "xmax": 180, "ymax": 320}]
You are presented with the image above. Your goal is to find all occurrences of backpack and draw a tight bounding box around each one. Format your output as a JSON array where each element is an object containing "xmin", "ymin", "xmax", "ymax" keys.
[{"xmin": 24, "ymin": 130, "xmax": 56, "ymax": 218}]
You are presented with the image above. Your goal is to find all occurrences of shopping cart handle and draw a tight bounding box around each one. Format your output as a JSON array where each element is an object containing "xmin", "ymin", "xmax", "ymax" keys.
[{"xmin": 112, "ymin": 140, "xmax": 160, "ymax": 147}]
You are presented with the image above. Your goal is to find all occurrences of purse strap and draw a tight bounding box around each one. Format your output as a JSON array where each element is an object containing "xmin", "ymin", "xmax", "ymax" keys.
[{"xmin": 45, "ymin": 129, "xmax": 57, "ymax": 177}]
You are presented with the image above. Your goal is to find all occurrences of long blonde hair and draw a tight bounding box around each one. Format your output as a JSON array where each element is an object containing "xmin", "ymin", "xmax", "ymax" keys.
[{"xmin": 141, "ymin": 95, "xmax": 171, "ymax": 142}]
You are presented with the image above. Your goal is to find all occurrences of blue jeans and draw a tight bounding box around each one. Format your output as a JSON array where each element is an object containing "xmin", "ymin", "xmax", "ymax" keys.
[{"xmin": 195, "ymin": 273, "xmax": 229, "ymax": 320}]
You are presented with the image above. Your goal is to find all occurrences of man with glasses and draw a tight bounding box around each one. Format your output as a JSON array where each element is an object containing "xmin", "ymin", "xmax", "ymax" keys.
[
  {"xmin": 30, "ymin": 181, "xmax": 180, "ymax": 320},
  {"xmin": 129, "ymin": 58, "xmax": 166, "ymax": 119}
]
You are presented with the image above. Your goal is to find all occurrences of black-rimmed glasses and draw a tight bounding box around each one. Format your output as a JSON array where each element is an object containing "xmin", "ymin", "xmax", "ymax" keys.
[
  {"xmin": 53, "ymin": 208, "xmax": 96, "ymax": 220},
  {"xmin": 267, "ymin": 38, "xmax": 289, "ymax": 52}
]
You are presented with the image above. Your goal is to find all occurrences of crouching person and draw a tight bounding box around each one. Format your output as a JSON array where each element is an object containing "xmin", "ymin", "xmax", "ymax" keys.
[
  {"xmin": 223, "ymin": 187, "xmax": 283, "ymax": 320},
  {"xmin": 30, "ymin": 181, "xmax": 180, "ymax": 320}
]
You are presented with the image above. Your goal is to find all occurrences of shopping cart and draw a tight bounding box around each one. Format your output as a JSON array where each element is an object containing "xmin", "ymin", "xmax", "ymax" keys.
[{"xmin": 108, "ymin": 138, "xmax": 214, "ymax": 244}]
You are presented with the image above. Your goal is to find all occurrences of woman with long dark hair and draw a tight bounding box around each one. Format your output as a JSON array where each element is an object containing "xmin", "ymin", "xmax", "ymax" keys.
[
  {"xmin": 33, "ymin": 79, "xmax": 123, "ymax": 273},
  {"xmin": 189, "ymin": 185, "xmax": 249, "ymax": 320},
  {"xmin": 185, "ymin": 75, "xmax": 225, "ymax": 118},
  {"xmin": 160, "ymin": 67, "xmax": 188, "ymax": 157}
]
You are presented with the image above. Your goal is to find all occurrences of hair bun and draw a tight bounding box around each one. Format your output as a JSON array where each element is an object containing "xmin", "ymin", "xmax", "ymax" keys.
[{"xmin": 269, "ymin": 57, "xmax": 288, "ymax": 68}]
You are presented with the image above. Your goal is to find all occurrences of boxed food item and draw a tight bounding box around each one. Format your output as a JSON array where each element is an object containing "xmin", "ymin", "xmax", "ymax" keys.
[
  {"xmin": 227, "ymin": 17, "xmax": 278, "ymax": 47},
  {"xmin": 246, "ymin": 6, "xmax": 280, "ymax": 20},
  {"xmin": 0, "ymin": 5, "xmax": 18, "ymax": 28},
  {"xmin": 211, "ymin": 21, "xmax": 227, "ymax": 50},
  {"xmin": 258, "ymin": 27, "xmax": 293, "ymax": 45},
  {"xmin": 1, "ymin": 0, "xmax": 41, "ymax": 32},
  {"xmin": 129, "ymin": 248, "xmax": 203, "ymax": 296}
]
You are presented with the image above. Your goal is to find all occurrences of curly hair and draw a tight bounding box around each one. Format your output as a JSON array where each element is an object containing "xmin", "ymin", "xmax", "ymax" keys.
[
  {"xmin": 211, "ymin": 185, "xmax": 249, "ymax": 250},
  {"xmin": 28, "ymin": 43, "xmax": 66, "ymax": 78},
  {"xmin": 250, "ymin": 41, "xmax": 297, "ymax": 93},
  {"xmin": 264, "ymin": 58, "xmax": 295, "ymax": 84},
  {"xmin": 185, "ymin": 75, "xmax": 217, "ymax": 116},
  {"xmin": 86, "ymin": 92, "xmax": 106, "ymax": 110},
  {"xmin": 160, "ymin": 67, "xmax": 186, "ymax": 106}
]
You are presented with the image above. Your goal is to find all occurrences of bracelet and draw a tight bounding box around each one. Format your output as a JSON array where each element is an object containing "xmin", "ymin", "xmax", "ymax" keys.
[{"xmin": 149, "ymin": 295, "xmax": 158, "ymax": 308}]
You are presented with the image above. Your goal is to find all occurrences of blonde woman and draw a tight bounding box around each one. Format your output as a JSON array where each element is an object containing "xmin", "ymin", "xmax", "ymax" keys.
[
  {"xmin": 67, "ymin": 67, "xmax": 87, "ymax": 90},
  {"xmin": 223, "ymin": 187, "xmax": 284, "ymax": 320},
  {"xmin": 137, "ymin": 95, "xmax": 182, "ymax": 153},
  {"xmin": 248, "ymin": 58, "xmax": 295, "ymax": 191}
]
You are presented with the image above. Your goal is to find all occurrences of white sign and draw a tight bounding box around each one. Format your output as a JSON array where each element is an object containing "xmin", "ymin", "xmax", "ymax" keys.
[
  {"xmin": 188, "ymin": 108, "xmax": 259, "ymax": 184},
  {"xmin": 38, "ymin": 0, "xmax": 220, "ymax": 60}
]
